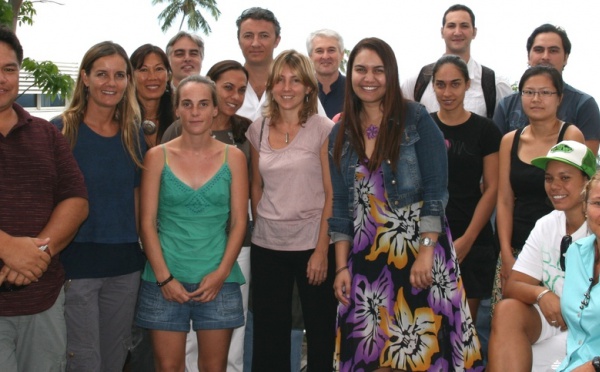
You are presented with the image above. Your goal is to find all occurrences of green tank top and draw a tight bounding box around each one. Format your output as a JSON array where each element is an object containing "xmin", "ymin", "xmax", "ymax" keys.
[{"xmin": 142, "ymin": 145, "xmax": 244, "ymax": 285}]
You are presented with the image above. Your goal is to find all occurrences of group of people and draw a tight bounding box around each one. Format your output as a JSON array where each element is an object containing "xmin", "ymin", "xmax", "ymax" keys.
[{"xmin": 2, "ymin": 4, "xmax": 600, "ymax": 372}]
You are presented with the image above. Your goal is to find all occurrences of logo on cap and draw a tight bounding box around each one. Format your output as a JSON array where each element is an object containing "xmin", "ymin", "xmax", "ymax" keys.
[{"xmin": 551, "ymin": 143, "xmax": 574, "ymax": 153}]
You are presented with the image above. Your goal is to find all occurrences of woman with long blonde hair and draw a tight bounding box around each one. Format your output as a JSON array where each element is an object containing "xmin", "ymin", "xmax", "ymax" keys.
[{"xmin": 52, "ymin": 41, "xmax": 146, "ymax": 371}]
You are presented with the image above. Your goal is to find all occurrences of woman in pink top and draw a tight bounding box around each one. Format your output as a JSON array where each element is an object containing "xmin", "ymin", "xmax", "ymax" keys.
[{"xmin": 245, "ymin": 50, "xmax": 337, "ymax": 371}]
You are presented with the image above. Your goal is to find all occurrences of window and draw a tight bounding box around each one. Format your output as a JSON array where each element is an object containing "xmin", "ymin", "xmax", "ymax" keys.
[
  {"xmin": 16, "ymin": 94, "xmax": 66, "ymax": 109},
  {"xmin": 16, "ymin": 94, "xmax": 36, "ymax": 108}
]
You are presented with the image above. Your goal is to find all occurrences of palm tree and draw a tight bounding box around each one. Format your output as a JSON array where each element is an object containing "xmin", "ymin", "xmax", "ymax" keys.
[{"xmin": 152, "ymin": 0, "xmax": 221, "ymax": 36}]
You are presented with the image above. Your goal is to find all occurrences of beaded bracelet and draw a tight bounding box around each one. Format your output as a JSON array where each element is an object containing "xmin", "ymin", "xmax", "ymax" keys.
[
  {"xmin": 156, "ymin": 274, "xmax": 174, "ymax": 287},
  {"xmin": 335, "ymin": 266, "xmax": 349, "ymax": 276}
]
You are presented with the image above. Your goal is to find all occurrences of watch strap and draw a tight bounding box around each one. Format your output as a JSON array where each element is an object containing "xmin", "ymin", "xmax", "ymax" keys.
[{"xmin": 592, "ymin": 356, "xmax": 600, "ymax": 372}]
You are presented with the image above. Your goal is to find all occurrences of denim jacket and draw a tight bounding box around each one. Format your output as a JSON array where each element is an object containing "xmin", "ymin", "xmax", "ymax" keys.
[{"xmin": 327, "ymin": 101, "xmax": 448, "ymax": 242}]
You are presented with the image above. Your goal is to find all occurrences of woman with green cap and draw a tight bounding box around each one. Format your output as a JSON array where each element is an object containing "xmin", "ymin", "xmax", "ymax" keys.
[{"xmin": 488, "ymin": 140, "xmax": 597, "ymax": 371}]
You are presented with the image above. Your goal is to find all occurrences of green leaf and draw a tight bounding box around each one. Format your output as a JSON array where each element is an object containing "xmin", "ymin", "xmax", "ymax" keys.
[
  {"xmin": 0, "ymin": 1, "xmax": 14, "ymax": 28},
  {"xmin": 21, "ymin": 58, "xmax": 75, "ymax": 100}
]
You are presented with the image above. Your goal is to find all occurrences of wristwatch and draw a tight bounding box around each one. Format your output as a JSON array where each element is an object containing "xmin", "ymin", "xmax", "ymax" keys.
[
  {"xmin": 592, "ymin": 356, "xmax": 600, "ymax": 372},
  {"xmin": 419, "ymin": 237, "xmax": 437, "ymax": 247}
]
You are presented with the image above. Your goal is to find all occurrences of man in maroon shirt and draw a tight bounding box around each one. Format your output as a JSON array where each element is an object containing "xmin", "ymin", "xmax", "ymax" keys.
[{"xmin": 0, "ymin": 27, "xmax": 88, "ymax": 371}]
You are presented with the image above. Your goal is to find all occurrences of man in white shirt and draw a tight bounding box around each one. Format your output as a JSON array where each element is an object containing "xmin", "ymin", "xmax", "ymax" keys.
[
  {"xmin": 236, "ymin": 8, "xmax": 325, "ymax": 122},
  {"xmin": 235, "ymin": 7, "xmax": 281, "ymax": 121},
  {"xmin": 402, "ymin": 4, "xmax": 512, "ymax": 118}
]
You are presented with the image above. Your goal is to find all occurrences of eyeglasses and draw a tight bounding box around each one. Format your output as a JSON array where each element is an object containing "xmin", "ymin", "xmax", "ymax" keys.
[
  {"xmin": 559, "ymin": 234, "xmax": 572, "ymax": 271},
  {"xmin": 521, "ymin": 90, "xmax": 558, "ymax": 98}
]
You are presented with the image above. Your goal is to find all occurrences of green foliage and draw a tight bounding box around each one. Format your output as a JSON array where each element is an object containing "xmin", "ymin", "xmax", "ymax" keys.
[
  {"xmin": 0, "ymin": 0, "xmax": 37, "ymax": 30},
  {"xmin": 340, "ymin": 48, "xmax": 350, "ymax": 74},
  {"xmin": 152, "ymin": 0, "xmax": 221, "ymax": 36},
  {"xmin": 17, "ymin": 1, "xmax": 35, "ymax": 27},
  {"xmin": 21, "ymin": 58, "xmax": 74, "ymax": 100},
  {"xmin": 0, "ymin": 1, "xmax": 74, "ymax": 100},
  {"xmin": 0, "ymin": 1, "xmax": 14, "ymax": 27}
]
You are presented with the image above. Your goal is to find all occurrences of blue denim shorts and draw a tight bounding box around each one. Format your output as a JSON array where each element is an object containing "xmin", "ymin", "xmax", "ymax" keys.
[{"xmin": 135, "ymin": 280, "xmax": 244, "ymax": 332}]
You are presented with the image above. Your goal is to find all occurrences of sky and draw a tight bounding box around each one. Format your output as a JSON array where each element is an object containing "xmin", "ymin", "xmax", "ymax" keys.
[{"xmin": 15, "ymin": 0, "xmax": 600, "ymax": 100}]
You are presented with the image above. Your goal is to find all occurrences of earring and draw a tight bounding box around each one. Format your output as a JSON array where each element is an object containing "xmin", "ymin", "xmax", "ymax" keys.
[{"xmin": 305, "ymin": 95, "xmax": 309, "ymax": 103}]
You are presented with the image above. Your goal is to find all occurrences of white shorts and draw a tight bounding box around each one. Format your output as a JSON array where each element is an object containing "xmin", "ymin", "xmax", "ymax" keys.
[{"xmin": 533, "ymin": 303, "xmax": 565, "ymax": 344}]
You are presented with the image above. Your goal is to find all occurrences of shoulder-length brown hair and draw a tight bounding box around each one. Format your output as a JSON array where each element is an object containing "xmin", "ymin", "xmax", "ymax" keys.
[
  {"xmin": 333, "ymin": 37, "xmax": 406, "ymax": 172},
  {"xmin": 61, "ymin": 41, "xmax": 143, "ymax": 167},
  {"xmin": 264, "ymin": 49, "xmax": 318, "ymax": 126}
]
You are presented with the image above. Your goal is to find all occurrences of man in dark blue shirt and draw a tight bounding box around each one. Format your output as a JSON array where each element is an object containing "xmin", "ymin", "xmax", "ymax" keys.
[
  {"xmin": 494, "ymin": 24, "xmax": 600, "ymax": 154},
  {"xmin": 307, "ymin": 29, "xmax": 346, "ymax": 120}
]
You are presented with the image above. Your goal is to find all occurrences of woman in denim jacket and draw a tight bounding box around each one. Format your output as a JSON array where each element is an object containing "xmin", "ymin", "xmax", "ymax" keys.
[{"xmin": 329, "ymin": 38, "xmax": 483, "ymax": 371}]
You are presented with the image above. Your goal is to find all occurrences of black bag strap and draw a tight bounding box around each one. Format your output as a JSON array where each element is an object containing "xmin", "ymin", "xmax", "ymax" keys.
[
  {"xmin": 414, "ymin": 63, "xmax": 435, "ymax": 103},
  {"xmin": 415, "ymin": 62, "xmax": 497, "ymax": 119},
  {"xmin": 481, "ymin": 65, "xmax": 496, "ymax": 119}
]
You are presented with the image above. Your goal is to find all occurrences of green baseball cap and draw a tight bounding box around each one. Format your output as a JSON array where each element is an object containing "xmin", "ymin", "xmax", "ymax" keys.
[{"xmin": 531, "ymin": 140, "xmax": 597, "ymax": 178}]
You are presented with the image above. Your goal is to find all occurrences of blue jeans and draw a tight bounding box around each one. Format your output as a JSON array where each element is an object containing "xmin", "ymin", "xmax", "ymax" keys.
[{"xmin": 136, "ymin": 281, "xmax": 244, "ymax": 331}]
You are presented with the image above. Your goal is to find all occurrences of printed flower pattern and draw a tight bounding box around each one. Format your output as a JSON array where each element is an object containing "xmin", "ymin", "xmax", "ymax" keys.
[
  {"xmin": 365, "ymin": 198, "xmax": 420, "ymax": 270},
  {"xmin": 379, "ymin": 288, "xmax": 442, "ymax": 370},
  {"xmin": 335, "ymin": 163, "xmax": 483, "ymax": 371},
  {"xmin": 353, "ymin": 172, "xmax": 379, "ymax": 253},
  {"xmin": 346, "ymin": 268, "xmax": 394, "ymax": 365}
]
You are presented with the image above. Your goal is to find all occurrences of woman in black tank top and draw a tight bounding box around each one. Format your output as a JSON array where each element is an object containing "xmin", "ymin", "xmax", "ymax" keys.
[{"xmin": 494, "ymin": 66, "xmax": 585, "ymax": 304}]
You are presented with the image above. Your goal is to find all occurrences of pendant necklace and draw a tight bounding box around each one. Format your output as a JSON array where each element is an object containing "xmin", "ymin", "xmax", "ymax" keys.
[
  {"xmin": 366, "ymin": 124, "xmax": 379, "ymax": 140},
  {"xmin": 285, "ymin": 132, "xmax": 289, "ymax": 144},
  {"xmin": 142, "ymin": 119, "xmax": 157, "ymax": 135}
]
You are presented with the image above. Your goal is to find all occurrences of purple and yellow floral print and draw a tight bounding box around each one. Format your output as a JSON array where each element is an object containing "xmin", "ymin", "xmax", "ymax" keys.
[{"xmin": 334, "ymin": 163, "xmax": 483, "ymax": 371}]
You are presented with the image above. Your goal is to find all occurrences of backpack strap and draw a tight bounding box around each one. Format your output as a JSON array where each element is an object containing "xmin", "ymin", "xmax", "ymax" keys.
[
  {"xmin": 414, "ymin": 63, "xmax": 435, "ymax": 102},
  {"xmin": 416, "ymin": 62, "xmax": 497, "ymax": 118},
  {"xmin": 481, "ymin": 65, "xmax": 496, "ymax": 119}
]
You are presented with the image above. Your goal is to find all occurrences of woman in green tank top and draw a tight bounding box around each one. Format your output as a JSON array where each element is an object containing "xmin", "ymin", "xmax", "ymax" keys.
[{"xmin": 136, "ymin": 75, "xmax": 249, "ymax": 371}]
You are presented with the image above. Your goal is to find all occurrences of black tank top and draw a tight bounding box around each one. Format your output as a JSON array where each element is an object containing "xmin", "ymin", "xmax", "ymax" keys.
[{"xmin": 509, "ymin": 122, "xmax": 570, "ymax": 253}]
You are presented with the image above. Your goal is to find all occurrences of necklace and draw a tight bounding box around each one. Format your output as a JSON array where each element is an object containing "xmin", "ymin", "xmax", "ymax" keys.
[
  {"xmin": 581, "ymin": 240, "xmax": 600, "ymax": 309},
  {"xmin": 142, "ymin": 119, "xmax": 157, "ymax": 135},
  {"xmin": 279, "ymin": 122, "xmax": 300, "ymax": 144},
  {"xmin": 580, "ymin": 277, "xmax": 593, "ymax": 309},
  {"xmin": 366, "ymin": 124, "xmax": 379, "ymax": 140}
]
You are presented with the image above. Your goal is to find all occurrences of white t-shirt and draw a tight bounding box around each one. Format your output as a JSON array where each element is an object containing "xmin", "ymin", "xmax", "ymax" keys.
[
  {"xmin": 513, "ymin": 210, "xmax": 588, "ymax": 296},
  {"xmin": 401, "ymin": 57, "xmax": 512, "ymax": 117}
]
